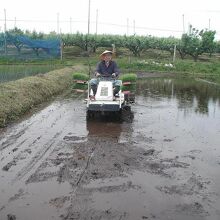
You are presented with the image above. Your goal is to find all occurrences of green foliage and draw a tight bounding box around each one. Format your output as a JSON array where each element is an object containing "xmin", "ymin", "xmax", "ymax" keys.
[
  {"xmin": 200, "ymin": 30, "xmax": 216, "ymax": 56},
  {"xmin": 4, "ymin": 28, "xmax": 25, "ymax": 53},
  {"xmin": 154, "ymin": 37, "xmax": 179, "ymax": 55},
  {"xmin": 180, "ymin": 29, "xmax": 203, "ymax": 61},
  {"xmin": 73, "ymin": 83, "xmax": 88, "ymax": 90},
  {"xmin": 177, "ymin": 27, "xmax": 216, "ymax": 61},
  {"xmin": 119, "ymin": 73, "xmax": 137, "ymax": 92},
  {"xmin": 119, "ymin": 73, "xmax": 137, "ymax": 82},
  {"xmin": 123, "ymin": 35, "xmax": 148, "ymax": 57},
  {"xmin": 62, "ymin": 33, "xmax": 124, "ymax": 53},
  {"xmin": 215, "ymin": 42, "xmax": 220, "ymax": 53},
  {"xmin": 74, "ymin": 33, "xmax": 88, "ymax": 51},
  {"xmin": 72, "ymin": 72, "xmax": 89, "ymax": 81},
  {"xmin": 121, "ymin": 84, "xmax": 136, "ymax": 92},
  {"xmin": 72, "ymin": 72, "xmax": 88, "ymax": 90},
  {"xmin": 2, "ymin": 26, "xmax": 218, "ymax": 63}
]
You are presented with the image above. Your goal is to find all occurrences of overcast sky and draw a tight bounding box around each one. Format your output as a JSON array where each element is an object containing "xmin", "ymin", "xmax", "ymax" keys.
[{"xmin": 1, "ymin": 0, "xmax": 220, "ymax": 39}]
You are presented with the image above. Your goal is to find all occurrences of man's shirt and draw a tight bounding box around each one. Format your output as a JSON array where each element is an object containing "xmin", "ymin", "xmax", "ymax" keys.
[{"xmin": 95, "ymin": 60, "xmax": 120, "ymax": 77}]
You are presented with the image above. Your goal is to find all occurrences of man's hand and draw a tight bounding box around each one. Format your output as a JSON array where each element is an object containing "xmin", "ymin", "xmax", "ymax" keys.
[
  {"xmin": 112, "ymin": 73, "xmax": 116, "ymax": 78},
  {"xmin": 95, "ymin": 72, "xmax": 101, "ymax": 77}
]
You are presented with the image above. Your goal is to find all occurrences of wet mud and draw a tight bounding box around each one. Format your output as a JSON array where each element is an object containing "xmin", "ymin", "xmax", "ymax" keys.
[{"xmin": 0, "ymin": 78, "xmax": 220, "ymax": 220}]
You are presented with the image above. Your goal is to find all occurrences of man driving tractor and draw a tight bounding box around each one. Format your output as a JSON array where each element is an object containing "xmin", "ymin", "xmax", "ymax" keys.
[{"xmin": 89, "ymin": 50, "xmax": 122, "ymax": 98}]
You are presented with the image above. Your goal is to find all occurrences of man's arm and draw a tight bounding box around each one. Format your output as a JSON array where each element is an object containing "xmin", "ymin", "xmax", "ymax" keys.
[
  {"xmin": 95, "ymin": 62, "xmax": 101, "ymax": 76},
  {"xmin": 112, "ymin": 61, "xmax": 120, "ymax": 77}
]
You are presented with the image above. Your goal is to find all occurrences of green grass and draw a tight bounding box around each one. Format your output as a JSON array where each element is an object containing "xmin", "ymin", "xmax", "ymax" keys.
[{"xmin": 0, "ymin": 68, "xmax": 73, "ymax": 127}]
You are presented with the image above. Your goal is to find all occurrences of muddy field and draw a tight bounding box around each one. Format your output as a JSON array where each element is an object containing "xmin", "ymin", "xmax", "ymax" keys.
[{"xmin": 0, "ymin": 78, "xmax": 220, "ymax": 220}]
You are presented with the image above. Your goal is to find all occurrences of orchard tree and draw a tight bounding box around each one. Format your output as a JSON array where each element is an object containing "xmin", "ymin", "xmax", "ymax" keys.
[
  {"xmin": 71, "ymin": 32, "xmax": 88, "ymax": 51},
  {"xmin": 123, "ymin": 35, "xmax": 149, "ymax": 57},
  {"xmin": 30, "ymin": 30, "xmax": 44, "ymax": 39},
  {"xmin": 215, "ymin": 41, "xmax": 220, "ymax": 53},
  {"xmin": 6, "ymin": 28, "xmax": 24, "ymax": 53},
  {"xmin": 200, "ymin": 30, "xmax": 216, "ymax": 57},
  {"xmin": 179, "ymin": 27, "xmax": 203, "ymax": 61}
]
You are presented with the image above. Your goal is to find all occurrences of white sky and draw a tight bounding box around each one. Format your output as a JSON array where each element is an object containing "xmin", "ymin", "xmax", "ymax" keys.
[{"xmin": 1, "ymin": 0, "xmax": 220, "ymax": 39}]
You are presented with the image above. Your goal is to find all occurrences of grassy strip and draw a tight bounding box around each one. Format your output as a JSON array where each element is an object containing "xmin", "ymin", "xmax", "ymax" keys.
[{"xmin": 0, "ymin": 67, "xmax": 73, "ymax": 127}]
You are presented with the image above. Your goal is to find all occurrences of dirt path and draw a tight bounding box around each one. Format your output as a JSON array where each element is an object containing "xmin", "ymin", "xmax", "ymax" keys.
[{"xmin": 0, "ymin": 87, "xmax": 220, "ymax": 220}]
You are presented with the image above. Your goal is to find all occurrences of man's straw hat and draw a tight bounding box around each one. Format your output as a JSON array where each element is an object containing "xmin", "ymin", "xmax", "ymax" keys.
[{"xmin": 100, "ymin": 50, "xmax": 113, "ymax": 59}]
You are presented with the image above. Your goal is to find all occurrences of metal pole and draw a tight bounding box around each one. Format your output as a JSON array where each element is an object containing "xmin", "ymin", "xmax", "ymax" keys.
[
  {"xmin": 133, "ymin": 20, "xmax": 135, "ymax": 34},
  {"xmin": 14, "ymin": 17, "xmax": 17, "ymax": 28},
  {"xmin": 126, "ymin": 18, "xmax": 129, "ymax": 35},
  {"xmin": 57, "ymin": 13, "xmax": 60, "ymax": 34},
  {"xmin": 70, "ymin": 17, "xmax": 72, "ymax": 33},
  {"xmin": 188, "ymin": 23, "xmax": 192, "ymax": 34},
  {"xmin": 4, "ymin": 8, "xmax": 7, "ymax": 54},
  {"xmin": 208, "ymin": 18, "xmax": 211, "ymax": 30},
  {"xmin": 88, "ymin": 0, "xmax": 91, "ymax": 35},
  {"xmin": 4, "ymin": 9, "xmax": 7, "ymax": 31},
  {"xmin": 95, "ymin": 9, "xmax": 98, "ymax": 35},
  {"xmin": 182, "ymin": 14, "xmax": 185, "ymax": 34}
]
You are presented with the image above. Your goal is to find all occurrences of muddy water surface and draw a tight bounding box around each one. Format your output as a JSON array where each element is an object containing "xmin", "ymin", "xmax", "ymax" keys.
[{"xmin": 0, "ymin": 78, "xmax": 220, "ymax": 220}]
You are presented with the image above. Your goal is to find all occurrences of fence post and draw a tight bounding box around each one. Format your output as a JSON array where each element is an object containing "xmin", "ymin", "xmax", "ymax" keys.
[{"xmin": 60, "ymin": 40, "xmax": 63, "ymax": 61}]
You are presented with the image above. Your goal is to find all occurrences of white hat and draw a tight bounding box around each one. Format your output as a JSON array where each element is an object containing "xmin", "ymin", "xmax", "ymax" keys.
[{"xmin": 100, "ymin": 50, "xmax": 113, "ymax": 59}]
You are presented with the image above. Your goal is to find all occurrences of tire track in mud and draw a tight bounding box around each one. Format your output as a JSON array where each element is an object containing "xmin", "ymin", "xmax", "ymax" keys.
[
  {"xmin": 12, "ymin": 131, "xmax": 62, "ymax": 183},
  {"xmin": 1, "ymin": 98, "xmax": 80, "ymax": 181},
  {"xmin": 45, "ymin": 133, "xmax": 196, "ymax": 220},
  {"xmin": 54, "ymin": 127, "xmax": 216, "ymax": 220},
  {"xmin": 1, "ymin": 136, "xmax": 42, "ymax": 171},
  {"xmin": 0, "ymin": 100, "xmax": 65, "ymax": 153},
  {"xmin": 75, "ymin": 149, "xmax": 95, "ymax": 187},
  {"xmin": 0, "ymin": 126, "xmax": 30, "ymax": 151}
]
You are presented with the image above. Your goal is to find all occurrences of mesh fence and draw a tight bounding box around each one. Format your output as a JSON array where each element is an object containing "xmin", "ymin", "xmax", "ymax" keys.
[{"xmin": 0, "ymin": 34, "xmax": 61, "ymax": 60}]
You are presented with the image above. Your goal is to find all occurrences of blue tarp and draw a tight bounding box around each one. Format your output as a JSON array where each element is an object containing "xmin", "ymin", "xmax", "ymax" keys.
[{"xmin": 17, "ymin": 36, "xmax": 61, "ymax": 55}]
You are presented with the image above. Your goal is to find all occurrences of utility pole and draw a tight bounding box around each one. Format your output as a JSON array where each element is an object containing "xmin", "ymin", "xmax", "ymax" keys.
[
  {"xmin": 14, "ymin": 17, "xmax": 17, "ymax": 28},
  {"xmin": 88, "ymin": 0, "xmax": 91, "ymax": 35},
  {"xmin": 182, "ymin": 14, "xmax": 185, "ymax": 33},
  {"xmin": 126, "ymin": 18, "xmax": 129, "ymax": 35},
  {"xmin": 4, "ymin": 8, "xmax": 7, "ymax": 54},
  {"xmin": 56, "ymin": 13, "xmax": 62, "ymax": 61},
  {"xmin": 57, "ymin": 13, "xmax": 60, "ymax": 34},
  {"xmin": 188, "ymin": 23, "xmax": 192, "ymax": 34},
  {"xmin": 208, "ymin": 18, "xmax": 211, "ymax": 30},
  {"xmin": 4, "ymin": 9, "xmax": 7, "ymax": 32},
  {"xmin": 95, "ymin": 9, "xmax": 98, "ymax": 35},
  {"xmin": 133, "ymin": 19, "xmax": 136, "ymax": 35},
  {"xmin": 70, "ymin": 17, "xmax": 72, "ymax": 34}
]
